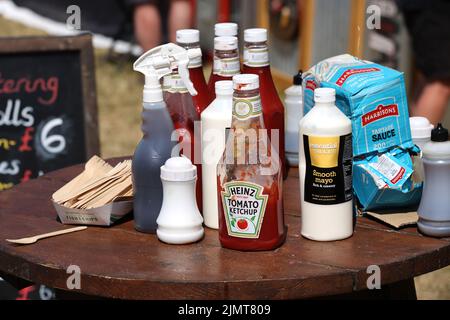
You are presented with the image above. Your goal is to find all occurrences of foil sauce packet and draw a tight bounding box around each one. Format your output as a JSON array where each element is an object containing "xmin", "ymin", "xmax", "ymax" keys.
[{"xmin": 303, "ymin": 54, "xmax": 422, "ymax": 211}]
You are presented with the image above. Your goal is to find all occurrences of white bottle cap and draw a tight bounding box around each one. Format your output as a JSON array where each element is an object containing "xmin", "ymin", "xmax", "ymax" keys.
[
  {"xmin": 314, "ymin": 88, "xmax": 335, "ymax": 103},
  {"xmin": 244, "ymin": 28, "xmax": 267, "ymax": 42},
  {"xmin": 215, "ymin": 80, "xmax": 233, "ymax": 95},
  {"xmin": 160, "ymin": 156, "xmax": 197, "ymax": 181},
  {"xmin": 176, "ymin": 29, "xmax": 200, "ymax": 44},
  {"xmin": 233, "ymin": 74, "xmax": 259, "ymax": 91},
  {"xmin": 409, "ymin": 116, "xmax": 434, "ymax": 139},
  {"xmin": 215, "ymin": 22, "xmax": 238, "ymax": 36},
  {"xmin": 214, "ymin": 36, "xmax": 238, "ymax": 50}
]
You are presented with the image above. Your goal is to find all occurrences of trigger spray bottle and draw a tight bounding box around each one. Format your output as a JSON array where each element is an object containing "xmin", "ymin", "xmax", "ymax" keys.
[{"xmin": 133, "ymin": 43, "xmax": 201, "ymax": 233}]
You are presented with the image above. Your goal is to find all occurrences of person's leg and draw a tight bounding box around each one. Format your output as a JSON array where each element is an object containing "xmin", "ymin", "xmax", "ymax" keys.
[
  {"xmin": 168, "ymin": 0, "xmax": 192, "ymax": 43},
  {"xmin": 410, "ymin": 80, "xmax": 450, "ymax": 124},
  {"xmin": 134, "ymin": 4, "xmax": 161, "ymax": 51}
]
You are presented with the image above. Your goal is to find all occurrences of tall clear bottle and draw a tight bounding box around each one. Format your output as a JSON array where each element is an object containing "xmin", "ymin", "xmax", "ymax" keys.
[
  {"xmin": 176, "ymin": 29, "xmax": 213, "ymax": 113},
  {"xmin": 207, "ymin": 36, "xmax": 240, "ymax": 99},
  {"xmin": 217, "ymin": 74, "xmax": 286, "ymax": 251},
  {"xmin": 242, "ymin": 28, "xmax": 287, "ymax": 178}
]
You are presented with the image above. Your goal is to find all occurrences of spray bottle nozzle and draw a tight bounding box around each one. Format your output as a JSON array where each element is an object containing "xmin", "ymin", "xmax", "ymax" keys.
[{"xmin": 133, "ymin": 43, "xmax": 201, "ymax": 102}]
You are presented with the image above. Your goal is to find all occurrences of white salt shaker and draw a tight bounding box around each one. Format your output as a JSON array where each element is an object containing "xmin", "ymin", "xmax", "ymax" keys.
[{"xmin": 157, "ymin": 157, "xmax": 204, "ymax": 244}]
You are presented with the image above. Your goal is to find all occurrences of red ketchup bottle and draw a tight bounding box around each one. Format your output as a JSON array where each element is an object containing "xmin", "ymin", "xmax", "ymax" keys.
[
  {"xmin": 217, "ymin": 74, "xmax": 287, "ymax": 251},
  {"xmin": 207, "ymin": 23, "xmax": 238, "ymax": 97},
  {"xmin": 177, "ymin": 29, "xmax": 213, "ymax": 113},
  {"xmin": 163, "ymin": 33, "xmax": 204, "ymax": 212},
  {"xmin": 242, "ymin": 28, "xmax": 287, "ymax": 178},
  {"xmin": 207, "ymin": 36, "xmax": 240, "ymax": 99}
]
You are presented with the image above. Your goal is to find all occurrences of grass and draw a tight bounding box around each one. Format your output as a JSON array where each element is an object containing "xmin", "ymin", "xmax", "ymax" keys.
[{"xmin": 0, "ymin": 16, "xmax": 449, "ymax": 300}]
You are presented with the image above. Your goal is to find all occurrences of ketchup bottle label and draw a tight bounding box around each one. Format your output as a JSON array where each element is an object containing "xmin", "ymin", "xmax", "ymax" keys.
[
  {"xmin": 213, "ymin": 56, "xmax": 240, "ymax": 76},
  {"xmin": 243, "ymin": 47, "xmax": 269, "ymax": 67},
  {"xmin": 164, "ymin": 74, "xmax": 188, "ymax": 93},
  {"xmin": 221, "ymin": 181, "xmax": 268, "ymax": 238},
  {"xmin": 232, "ymin": 96, "xmax": 262, "ymax": 120}
]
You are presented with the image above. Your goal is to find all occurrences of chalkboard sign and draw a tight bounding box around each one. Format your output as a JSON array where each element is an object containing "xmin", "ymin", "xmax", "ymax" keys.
[{"xmin": 0, "ymin": 34, "xmax": 99, "ymax": 191}]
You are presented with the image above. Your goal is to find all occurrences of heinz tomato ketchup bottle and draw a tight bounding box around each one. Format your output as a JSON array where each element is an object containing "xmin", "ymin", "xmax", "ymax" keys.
[{"xmin": 217, "ymin": 74, "xmax": 287, "ymax": 251}]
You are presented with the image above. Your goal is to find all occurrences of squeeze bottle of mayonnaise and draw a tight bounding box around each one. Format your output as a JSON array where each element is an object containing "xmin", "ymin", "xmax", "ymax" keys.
[{"xmin": 299, "ymin": 88, "xmax": 353, "ymax": 241}]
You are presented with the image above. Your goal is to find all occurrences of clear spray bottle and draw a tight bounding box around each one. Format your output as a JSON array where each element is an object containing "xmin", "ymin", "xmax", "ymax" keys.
[{"xmin": 132, "ymin": 43, "xmax": 200, "ymax": 233}]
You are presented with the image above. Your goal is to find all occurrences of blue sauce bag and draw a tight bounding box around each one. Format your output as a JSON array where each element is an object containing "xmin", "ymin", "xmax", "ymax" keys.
[{"xmin": 303, "ymin": 54, "xmax": 421, "ymax": 211}]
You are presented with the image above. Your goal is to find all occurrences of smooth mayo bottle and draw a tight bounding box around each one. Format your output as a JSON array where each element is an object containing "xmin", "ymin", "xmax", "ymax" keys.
[
  {"xmin": 299, "ymin": 88, "xmax": 353, "ymax": 241},
  {"xmin": 201, "ymin": 80, "xmax": 233, "ymax": 229}
]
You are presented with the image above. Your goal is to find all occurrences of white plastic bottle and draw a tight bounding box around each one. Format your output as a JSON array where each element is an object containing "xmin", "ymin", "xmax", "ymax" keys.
[
  {"xmin": 417, "ymin": 123, "xmax": 450, "ymax": 237},
  {"xmin": 299, "ymin": 88, "xmax": 353, "ymax": 241},
  {"xmin": 410, "ymin": 117, "xmax": 434, "ymax": 150},
  {"xmin": 201, "ymin": 80, "xmax": 233, "ymax": 229},
  {"xmin": 409, "ymin": 116, "xmax": 434, "ymax": 183},
  {"xmin": 157, "ymin": 156, "xmax": 204, "ymax": 244},
  {"xmin": 284, "ymin": 71, "xmax": 303, "ymax": 166}
]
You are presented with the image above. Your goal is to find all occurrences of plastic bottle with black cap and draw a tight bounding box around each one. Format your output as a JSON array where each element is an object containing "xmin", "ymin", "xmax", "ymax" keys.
[{"xmin": 418, "ymin": 123, "xmax": 450, "ymax": 237}]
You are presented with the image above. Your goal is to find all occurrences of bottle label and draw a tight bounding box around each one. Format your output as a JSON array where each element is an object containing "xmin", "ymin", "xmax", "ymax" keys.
[
  {"xmin": 243, "ymin": 47, "xmax": 269, "ymax": 67},
  {"xmin": 232, "ymin": 96, "xmax": 262, "ymax": 120},
  {"xmin": 163, "ymin": 74, "xmax": 188, "ymax": 93},
  {"xmin": 162, "ymin": 75, "xmax": 172, "ymax": 92},
  {"xmin": 221, "ymin": 181, "xmax": 268, "ymax": 238},
  {"xmin": 213, "ymin": 56, "xmax": 240, "ymax": 76},
  {"xmin": 303, "ymin": 134, "xmax": 353, "ymax": 204}
]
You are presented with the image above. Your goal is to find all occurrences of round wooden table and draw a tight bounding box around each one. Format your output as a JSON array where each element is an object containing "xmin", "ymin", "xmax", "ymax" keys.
[{"xmin": 0, "ymin": 158, "xmax": 449, "ymax": 299}]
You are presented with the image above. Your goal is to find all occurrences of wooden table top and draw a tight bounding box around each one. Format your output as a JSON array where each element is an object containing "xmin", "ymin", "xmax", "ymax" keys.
[{"xmin": 0, "ymin": 158, "xmax": 449, "ymax": 299}]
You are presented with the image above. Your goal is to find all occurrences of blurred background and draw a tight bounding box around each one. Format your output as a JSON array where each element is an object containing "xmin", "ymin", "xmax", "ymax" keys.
[{"xmin": 0, "ymin": 0, "xmax": 449, "ymax": 299}]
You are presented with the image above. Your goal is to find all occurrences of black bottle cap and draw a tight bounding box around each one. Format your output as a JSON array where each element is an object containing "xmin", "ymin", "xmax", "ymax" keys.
[
  {"xmin": 293, "ymin": 70, "xmax": 302, "ymax": 85},
  {"xmin": 431, "ymin": 123, "xmax": 449, "ymax": 142}
]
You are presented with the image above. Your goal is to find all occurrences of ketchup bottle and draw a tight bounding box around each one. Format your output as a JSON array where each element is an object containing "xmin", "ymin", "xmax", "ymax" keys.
[
  {"xmin": 163, "ymin": 36, "xmax": 203, "ymax": 212},
  {"xmin": 176, "ymin": 29, "xmax": 213, "ymax": 113},
  {"xmin": 207, "ymin": 22, "xmax": 238, "ymax": 95},
  {"xmin": 217, "ymin": 74, "xmax": 287, "ymax": 251},
  {"xmin": 242, "ymin": 28, "xmax": 287, "ymax": 178},
  {"xmin": 207, "ymin": 36, "xmax": 240, "ymax": 99}
]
